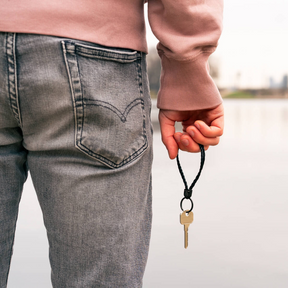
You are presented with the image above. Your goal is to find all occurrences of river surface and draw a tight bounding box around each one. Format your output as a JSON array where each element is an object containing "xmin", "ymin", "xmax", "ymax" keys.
[{"xmin": 7, "ymin": 99, "xmax": 288, "ymax": 287}]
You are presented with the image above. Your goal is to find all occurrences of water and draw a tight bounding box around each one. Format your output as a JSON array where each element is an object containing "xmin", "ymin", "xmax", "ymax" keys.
[{"xmin": 7, "ymin": 99, "xmax": 288, "ymax": 287}]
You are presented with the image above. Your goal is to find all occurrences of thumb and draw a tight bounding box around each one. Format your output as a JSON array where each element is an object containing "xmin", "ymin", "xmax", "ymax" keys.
[{"xmin": 159, "ymin": 111, "xmax": 179, "ymax": 159}]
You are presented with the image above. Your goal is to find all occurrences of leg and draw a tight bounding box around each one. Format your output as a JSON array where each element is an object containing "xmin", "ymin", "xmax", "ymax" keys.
[
  {"xmin": 14, "ymin": 34, "xmax": 153, "ymax": 287},
  {"xmin": 0, "ymin": 33, "xmax": 28, "ymax": 288}
]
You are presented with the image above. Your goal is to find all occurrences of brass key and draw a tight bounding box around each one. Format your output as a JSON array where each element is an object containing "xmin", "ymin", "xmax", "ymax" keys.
[{"xmin": 180, "ymin": 210, "xmax": 194, "ymax": 249}]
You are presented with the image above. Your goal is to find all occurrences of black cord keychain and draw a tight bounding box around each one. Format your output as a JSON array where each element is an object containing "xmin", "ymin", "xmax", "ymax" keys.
[{"xmin": 178, "ymin": 144, "xmax": 205, "ymax": 249}]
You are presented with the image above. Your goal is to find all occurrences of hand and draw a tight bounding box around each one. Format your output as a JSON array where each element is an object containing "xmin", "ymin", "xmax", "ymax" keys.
[{"xmin": 158, "ymin": 103, "xmax": 224, "ymax": 159}]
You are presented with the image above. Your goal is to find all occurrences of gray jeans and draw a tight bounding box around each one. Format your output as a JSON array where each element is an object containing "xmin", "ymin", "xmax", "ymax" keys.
[{"xmin": 0, "ymin": 33, "xmax": 153, "ymax": 288}]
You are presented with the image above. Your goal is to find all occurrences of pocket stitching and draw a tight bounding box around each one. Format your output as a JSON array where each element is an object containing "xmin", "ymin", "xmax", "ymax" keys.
[
  {"xmin": 84, "ymin": 98, "xmax": 144, "ymax": 123},
  {"xmin": 74, "ymin": 43, "xmax": 140, "ymax": 63},
  {"xmin": 62, "ymin": 40, "xmax": 148, "ymax": 169}
]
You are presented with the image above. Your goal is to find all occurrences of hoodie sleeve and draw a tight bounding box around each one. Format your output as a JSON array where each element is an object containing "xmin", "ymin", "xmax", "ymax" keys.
[{"xmin": 148, "ymin": 0, "xmax": 223, "ymax": 111}]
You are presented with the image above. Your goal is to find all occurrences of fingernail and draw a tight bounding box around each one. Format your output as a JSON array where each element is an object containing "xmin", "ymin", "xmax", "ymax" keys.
[
  {"xmin": 174, "ymin": 134, "xmax": 181, "ymax": 142},
  {"xmin": 188, "ymin": 130, "xmax": 195, "ymax": 137},
  {"xmin": 195, "ymin": 123, "xmax": 200, "ymax": 130},
  {"xmin": 182, "ymin": 139, "xmax": 189, "ymax": 146}
]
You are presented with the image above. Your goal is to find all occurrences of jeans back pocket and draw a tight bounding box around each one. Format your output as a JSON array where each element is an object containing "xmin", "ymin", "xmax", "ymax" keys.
[{"xmin": 62, "ymin": 41, "xmax": 148, "ymax": 168}]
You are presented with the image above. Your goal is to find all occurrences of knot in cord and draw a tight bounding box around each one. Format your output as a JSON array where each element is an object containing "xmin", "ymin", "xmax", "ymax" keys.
[
  {"xmin": 177, "ymin": 144, "xmax": 205, "ymax": 212},
  {"xmin": 184, "ymin": 188, "xmax": 192, "ymax": 199}
]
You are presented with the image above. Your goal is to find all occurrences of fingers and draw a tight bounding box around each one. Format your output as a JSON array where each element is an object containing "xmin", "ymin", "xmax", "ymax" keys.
[
  {"xmin": 159, "ymin": 110, "xmax": 208, "ymax": 158},
  {"xmin": 192, "ymin": 118, "xmax": 223, "ymax": 137},
  {"xmin": 159, "ymin": 106, "xmax": 224, "ymax": 158},
  {"xmin": 186, "ymin": 126, "xmax": 220, "ymax": 146},
  {"xmin": 174, "ymin": 132, "xmax": 209, "ymax": 152},
  {"xmin": 185, "ymin": 115, "xmax": 224, "ymax": 146},
  {"xmin": 159, "ymin": 111, "xmax": 179, "ymax": 159}
]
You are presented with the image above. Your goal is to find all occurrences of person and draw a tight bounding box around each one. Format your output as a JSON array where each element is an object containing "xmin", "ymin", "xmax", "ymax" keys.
[{"xmin": 0, "ymin": 0, "xmax": 224, "ymax": 287}]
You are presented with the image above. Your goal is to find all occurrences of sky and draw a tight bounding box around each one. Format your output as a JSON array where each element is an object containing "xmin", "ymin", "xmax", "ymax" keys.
[{"xmin": 145, "ymin": 0, "xmax": 288, "ymax": 89}]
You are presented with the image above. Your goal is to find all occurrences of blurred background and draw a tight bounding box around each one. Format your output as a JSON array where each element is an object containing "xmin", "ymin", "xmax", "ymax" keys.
[
  {"xmin": 146, "ymin": 0, "xmax": 288, "ymax": 99},
  {"xmin": 7, "ymin": 1, "xmax": 288, "ymax": 287}
]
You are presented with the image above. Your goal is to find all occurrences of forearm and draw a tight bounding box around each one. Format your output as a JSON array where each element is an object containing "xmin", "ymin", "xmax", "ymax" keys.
[{"xmin": 148, "ymin": 0, "xmax": 223, "ymax": 111}]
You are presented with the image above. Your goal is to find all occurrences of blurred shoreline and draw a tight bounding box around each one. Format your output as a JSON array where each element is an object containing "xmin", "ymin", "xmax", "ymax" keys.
[
  {"xmin": 220, "ymin": 88, "xmax": 288, "ymax": 99},
  {"xmin": 150, "ymin": 96, "xmax": 288, "ymax": 132}
]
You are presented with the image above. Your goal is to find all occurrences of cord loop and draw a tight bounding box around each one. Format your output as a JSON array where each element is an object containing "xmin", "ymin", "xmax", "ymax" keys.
[{"xmin": 177, "ymin": 144, "xmax": 205, "ymax": 212}]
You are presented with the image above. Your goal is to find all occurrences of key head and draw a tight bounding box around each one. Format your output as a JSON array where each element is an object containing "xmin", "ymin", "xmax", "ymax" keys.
[{"xmin": 180, "ymin": 210, "xmax": 194, "ymax": 225}]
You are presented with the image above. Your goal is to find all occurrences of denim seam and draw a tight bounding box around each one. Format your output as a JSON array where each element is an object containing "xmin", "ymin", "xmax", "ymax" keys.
[
  {"xmin": 84, "ymin": 98, "xmax": 144, "ymax": 123},
  {"xmin": 80, "ymin": 140, "xmax": 148, "ymax": 169},
  {"xmin": 65, "ymin": 41, "xmax": 141, "ymax": 62},
  {"xmin": 137, "ymin": 52, "xmax": 147, "ymax": 141},
  {"xmin": 75, "ymin": 52, "xmax": 138, "ymax": 63},
  {"xmin": 6, "ymin": 33, "xmax": 22, "ymax": 127},
  {"xmin": 74, "ymin": 44, "xmax": 140, "ymax": 62},
  {"xmin": 62, "ymin": 41, "xmax": 84, "ymax": 156},
  {"xmin": 75, "ymin": 43, "xmax": 138, "ymax": 55},
  {"xmin": 61, "ymin": 40, "xmax": 148, "ymax": 169}
]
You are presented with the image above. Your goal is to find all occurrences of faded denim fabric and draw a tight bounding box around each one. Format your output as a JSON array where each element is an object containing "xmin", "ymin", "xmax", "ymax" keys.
[{"xmin": 0, "ymin": 33, "xmax": 153, "ymax": 288}]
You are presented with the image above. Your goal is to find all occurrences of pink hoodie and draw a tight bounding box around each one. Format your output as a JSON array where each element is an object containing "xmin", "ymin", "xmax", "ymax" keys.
[{"xmin": 0, "ymin": 0, "xmax": 223, "ymax": 111}]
